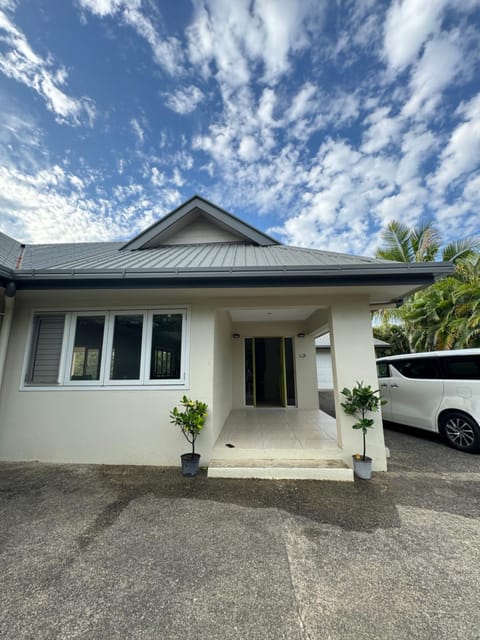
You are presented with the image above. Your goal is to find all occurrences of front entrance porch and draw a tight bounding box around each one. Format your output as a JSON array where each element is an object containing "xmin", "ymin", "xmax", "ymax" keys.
[{"xmin": 208, "ymin": 409, "xmax": 353, "ymax": 481}]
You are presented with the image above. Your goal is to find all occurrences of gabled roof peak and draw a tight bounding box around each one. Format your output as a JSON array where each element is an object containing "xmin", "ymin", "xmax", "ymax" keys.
[{"xmin": 121, "ymin": 195, "xmax": 280, "ymax": 251}]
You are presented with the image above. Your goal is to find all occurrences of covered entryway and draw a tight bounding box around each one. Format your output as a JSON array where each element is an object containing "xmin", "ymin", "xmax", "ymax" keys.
[
  {"xmin": 208, "ymin": 408, "xmax": 353, "ymax": 480},
  {"xmin": 244, "ymin": 337, "xmax": 296, "ymax": 407}
]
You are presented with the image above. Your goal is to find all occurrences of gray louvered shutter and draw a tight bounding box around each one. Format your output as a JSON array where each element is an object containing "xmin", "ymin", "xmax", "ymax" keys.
[{"xmin": 26, "ymin": 315, "xmax": 65, "ymax": 384}]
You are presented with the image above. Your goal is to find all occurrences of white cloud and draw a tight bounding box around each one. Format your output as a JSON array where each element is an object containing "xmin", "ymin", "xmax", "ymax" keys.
[
  {"xmin": 186, "ymin": 0, "xmax": 325, "ymax": 87},
  {"xmin": 78, "ymin": 0, "xmax": 183, "ymax": 75},
  {"xmin": 164, "ymin": 85, "xmax": 205, "ymax": 114},
  {"xmin": 432, "ymin": 93, "xmax": 480, "ymax": 191},
  {"xmin": 285, "ymin": 82, "xmax": 317, "ymax": 122},
  {"xmin": 361, "ymin": 107, "xmax": 403, "ymax": 153},
  {"xmin": 238, "ymin": 136, "xmax": 258, "ymax": 162},
  {"xmin": 130, "ymin": 118, "xmax": 145, "ymax": 144},
  {"xmin": 0, "ymin": 10, "xmax": 95, "ymax": 126},
  {"xmin": 402, "ymin": 34, "xmax": 463, "ymax": 118},
  {"xmin": 383, "ymin": 0, "xmax": 448, "ymax": 70}
]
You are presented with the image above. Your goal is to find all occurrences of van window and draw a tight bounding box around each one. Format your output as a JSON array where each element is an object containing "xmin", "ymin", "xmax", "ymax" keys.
[
  {"xmin": 441, "ymin": 356, "xmax": 480, "ymax": 380},
  {"xmin": 377, "ymin": 362, "xmax": 390, "ymax": 378},
  {"xmin": 391, "ymin": 357, "xmax": 440, "ymax": 379}
]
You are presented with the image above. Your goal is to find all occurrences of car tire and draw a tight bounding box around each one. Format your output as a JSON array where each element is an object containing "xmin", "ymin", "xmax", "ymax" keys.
[{"xmin": 439, "ymin": 411, "xmax": 480, "ymax": 453}]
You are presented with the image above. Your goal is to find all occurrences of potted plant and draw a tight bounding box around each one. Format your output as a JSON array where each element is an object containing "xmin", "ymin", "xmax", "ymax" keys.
[
  {"xmin": 340, "ymin": 381, "xmax": 385, "ymax": 480},
  {"xmin": 170, "ymin": 396, "xmax": 208, "ymax": 477}
]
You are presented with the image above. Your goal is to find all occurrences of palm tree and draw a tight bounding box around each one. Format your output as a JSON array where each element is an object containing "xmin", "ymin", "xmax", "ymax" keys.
[
  {"xmin": 376, "ymin": 221, "xmax": 480, "ymax": 264},
  {"xmin": 374, "ymin": 220, "xmax": 480, "ymax": 350}
]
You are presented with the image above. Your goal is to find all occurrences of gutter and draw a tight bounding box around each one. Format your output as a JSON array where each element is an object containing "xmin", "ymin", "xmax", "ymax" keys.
[{"xmin": 11, "ymin": 260, "xmax": 454, "ymax": 282}]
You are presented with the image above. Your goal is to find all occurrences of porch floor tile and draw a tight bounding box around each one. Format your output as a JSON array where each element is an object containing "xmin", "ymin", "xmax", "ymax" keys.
[{"xmin": 213, "ymin": 408, "xmax": 338, "ymax": 451}]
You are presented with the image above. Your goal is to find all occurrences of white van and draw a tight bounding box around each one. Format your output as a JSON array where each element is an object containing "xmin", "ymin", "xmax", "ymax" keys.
[{"xmin": 376, "ymin": 349, "xmax": 480, "ymax": 453}]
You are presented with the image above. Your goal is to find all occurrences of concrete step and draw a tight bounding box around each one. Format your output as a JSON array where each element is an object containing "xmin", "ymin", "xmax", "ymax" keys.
[
  {"xmin": 210, "ymin": 446, "xmax": 344, "ymax": 461},
  {"xmin": 207, "ymin": 457, "xmax": 353, "ymax": 481}
]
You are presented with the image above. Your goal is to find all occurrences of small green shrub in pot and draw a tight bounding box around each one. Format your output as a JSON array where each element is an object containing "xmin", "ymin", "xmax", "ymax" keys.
[
  {"xmin": 170, "ymin": 396, "xmax": 208, "ymax": 477},
  {"xmin": 341, "ymin": 381, "xmax": 385, "ymax": 479}
]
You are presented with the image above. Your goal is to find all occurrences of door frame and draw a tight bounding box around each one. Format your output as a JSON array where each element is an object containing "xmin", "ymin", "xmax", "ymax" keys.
[{"xmin": 244, "ymin": 336, "xmax": 296, "ymax": 408}]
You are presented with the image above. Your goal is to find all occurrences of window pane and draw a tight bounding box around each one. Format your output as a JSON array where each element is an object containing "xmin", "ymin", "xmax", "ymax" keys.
[
  {"xmin": 110, "ymin": 315, "xmax": 143, "ymax": 380},
  {"xmin": 377, "ymin": 362, "xmax": 390, "ymax": 378},
  {"xmin": 150, "ymin": 314, "xmax": 182, "ymax": 380},
  {"xmin": 442, "ymin": 356, "xmax": 480, "ymax": 380},
  {"xmin": 70, "ymin": 316, "xmax": 105, "ymax": 380},
  {"xmin": 27, "ymin": 315, "xmax": 65, "ymax": 384},
  {"xmin": 393, "ymin": 358, "xmax": 439, "ymax": 379}
]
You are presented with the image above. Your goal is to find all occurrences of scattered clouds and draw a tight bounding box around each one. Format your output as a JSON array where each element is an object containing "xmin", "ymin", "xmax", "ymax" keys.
[
  {"xmin": 0, "ymin": 0, "xmax": 479, "ymax": 257},
  {"xmin": 0, "ymin": 9, "xmax": 95, "ymax": 125},
  {"xmin": 164, "ymin": 85, "xmax": 205, "ymax": 114},
  {"xmin": 432, "ymin": 94, "xmax": 480, "ymax": 192},
  {"xmin": 0, "ymin": 161, "xmax": 182, "ymax": 243},
  {"xmin": 186, "ymin": 0, "xmax": 325, "ymax": 87},
  {"xmin": 383, "ymin": 0, "xmax": 448, "ymax": 70},
  {"xmin": 77, "ymin": 0, "xmax": 184, "ymax": 75}
]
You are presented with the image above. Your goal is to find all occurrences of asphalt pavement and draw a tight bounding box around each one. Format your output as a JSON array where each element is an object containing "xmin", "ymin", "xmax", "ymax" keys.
[{"xmin": 0, "ymin": 428, "xmax": 479, "ymax": 640}]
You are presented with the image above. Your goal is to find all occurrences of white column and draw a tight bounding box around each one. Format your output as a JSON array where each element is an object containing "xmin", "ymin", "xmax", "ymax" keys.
[{"xmin": 329, "ymin": 298, "xmax": 387, "ymax": 471}]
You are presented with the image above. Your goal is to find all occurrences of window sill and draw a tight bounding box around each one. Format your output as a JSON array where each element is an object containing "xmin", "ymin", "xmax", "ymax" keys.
[{"xmin": 20, "ymin": 383, "xmax": 189, "ymax": 392}]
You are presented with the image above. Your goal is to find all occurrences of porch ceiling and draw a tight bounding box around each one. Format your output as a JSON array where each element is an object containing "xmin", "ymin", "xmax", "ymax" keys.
[{"xmin": 229, "ymin": 306, "xmax": 319, "ymax": 322}]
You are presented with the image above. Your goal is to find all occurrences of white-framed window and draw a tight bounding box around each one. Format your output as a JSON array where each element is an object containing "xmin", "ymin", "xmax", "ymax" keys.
[{"xmin": 23, "ymin": 308, "xmax": 188, "ymax": 389}]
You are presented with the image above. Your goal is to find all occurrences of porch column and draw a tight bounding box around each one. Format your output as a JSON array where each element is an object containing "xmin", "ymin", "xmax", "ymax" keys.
[{"xmin": 329, "ymin": 298, "xmax": 387, "ymax": 471}]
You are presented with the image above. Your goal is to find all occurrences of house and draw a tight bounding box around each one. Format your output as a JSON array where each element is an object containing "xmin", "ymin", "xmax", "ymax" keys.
[
  {"xmin": 0, "ymin": 196, "xmax": 452, "ymax": 479},
  {"xmin": 315, "ymin": 333, "xmax": 390, "ymax": 389}
]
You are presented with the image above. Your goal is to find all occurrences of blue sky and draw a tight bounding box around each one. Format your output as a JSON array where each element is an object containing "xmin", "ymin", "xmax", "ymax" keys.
[{"xmin": 0, "ymin": 0, "xmax": 479, "ymax": 256}]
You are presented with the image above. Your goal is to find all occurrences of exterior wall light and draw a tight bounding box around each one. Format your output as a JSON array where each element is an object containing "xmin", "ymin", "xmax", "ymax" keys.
[
  {"xmin": 232, "ymin": 333, "xmax": 241, "ymax": 339},
  {"xmin": 297, "ymin": 332, "xmax": 306, "ymax": 338}
]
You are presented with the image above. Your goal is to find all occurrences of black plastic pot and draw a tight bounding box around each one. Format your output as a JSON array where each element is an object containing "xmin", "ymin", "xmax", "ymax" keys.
[{"xmin": 181, "ymin": 453, "xmax": 201, "ymax": 477}]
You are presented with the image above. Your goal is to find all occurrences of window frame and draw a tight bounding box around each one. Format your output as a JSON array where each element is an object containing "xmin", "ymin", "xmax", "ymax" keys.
[
  {"xmin": 21, "ymin": 306, "xmax": 190, "ymax": 391},
  {"xmin": 64, "ymin": 312, "xmax": 109, "ymax": 386}
]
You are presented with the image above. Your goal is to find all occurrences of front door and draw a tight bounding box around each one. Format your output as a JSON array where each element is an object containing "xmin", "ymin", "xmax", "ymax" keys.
[{"xmin": 245, "ymin": 337, "xmax": 296, "ymax": 407}]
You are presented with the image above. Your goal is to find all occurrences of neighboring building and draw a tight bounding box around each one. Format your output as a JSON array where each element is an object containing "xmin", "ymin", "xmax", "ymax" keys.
[
  {"xmin": 0, "ymin": 196, "xmax": 451, "ymax": 478},
  {"xmin": 315, "ymin": 333, "xmax": 390, "ymax": 389}
]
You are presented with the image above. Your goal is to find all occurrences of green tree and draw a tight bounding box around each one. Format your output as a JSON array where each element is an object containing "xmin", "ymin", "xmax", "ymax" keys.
[
  {"xmin": 374, "ymin": 221, "xmax": 480, "ymax": 351},
  {"xmin": 376, "ymin": 220, "xmax": 479, "ymax": 264}
]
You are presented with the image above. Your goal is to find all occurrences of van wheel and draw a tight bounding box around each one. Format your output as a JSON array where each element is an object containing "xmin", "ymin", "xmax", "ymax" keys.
[{"xmin": 439, "ymin": 412, "xmax": 480, "ymax": 453}]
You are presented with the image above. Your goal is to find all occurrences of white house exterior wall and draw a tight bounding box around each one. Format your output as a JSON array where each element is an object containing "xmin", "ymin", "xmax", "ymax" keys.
[
  {"xmin": 0, "ymin": 289, "xmax": 384, "ymax": 470},
  {"xmin": 0, "ymin": 289, "xmax": 216, "ymax": 466},
  {"xmin": 329, "ymin": 298, "xmax": 387, "ymax": 471},
  {"xmin": 212, "ymin": 310, "xmax": 233, "ymax": 442}
]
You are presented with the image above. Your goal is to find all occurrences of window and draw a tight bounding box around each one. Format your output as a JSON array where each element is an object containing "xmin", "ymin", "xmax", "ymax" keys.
[
  {"xmin": 109, "ymin": 314, "xmax": 143, "ymax": 381},
  {"xmin": 441, "ymin": 356, "xmax": 480, "ymax": 380},
  {"xmin": 150, "ymin": 314, "xmax": 182, "ymax": 380},
  {"xmin": 391, "ymin": 357, "xmax": 440, "ymax": 379},
  {"xmin": 70, "ymin": 315, "xmax": 105, "ymax": 381},
  {"xmin": 25, "ymin": 315, "xmax": 65, "ymax": 385},
  {"xmin": 24, "ymin": 308, "xmax": 188, "ymax": 388},
  {"xmin": 376, "ymin": 362, "xmax": 390, "ymax": 378}
]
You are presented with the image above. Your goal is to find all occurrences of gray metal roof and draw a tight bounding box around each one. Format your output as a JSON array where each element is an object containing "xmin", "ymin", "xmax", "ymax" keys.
[
  {"xmin": 315, "ymin": 333, "xmax": 390, "ymax": 348},
  {"xmin": 17, "ymin": 242, "xmax": 389, "ymax": 272},
  {"xmin": 0, "ymin": 196, "xmax": 454, "ymax": 295},
  {"xmin": 0, "ymin": 231, "xmax": 21, "ymax": 271}
]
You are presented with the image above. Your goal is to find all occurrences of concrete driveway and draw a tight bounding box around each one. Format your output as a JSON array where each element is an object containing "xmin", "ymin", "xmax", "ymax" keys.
[{"xmin": 1, "ymin": 430, "xmax": 479, "ymax": 640}]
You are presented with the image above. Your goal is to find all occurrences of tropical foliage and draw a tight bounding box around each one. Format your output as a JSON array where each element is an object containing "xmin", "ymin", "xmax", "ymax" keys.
[
  {"xmin": 170, "ymin": 396, "xmax": 208, "ymax": 456},
  {"xmin": 340, "ymin": 382, "xmax": 385, "ymax": 460},
  {"xmin": 374, "ymin": 222, "xmax": 480, "ymax": 353}
]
